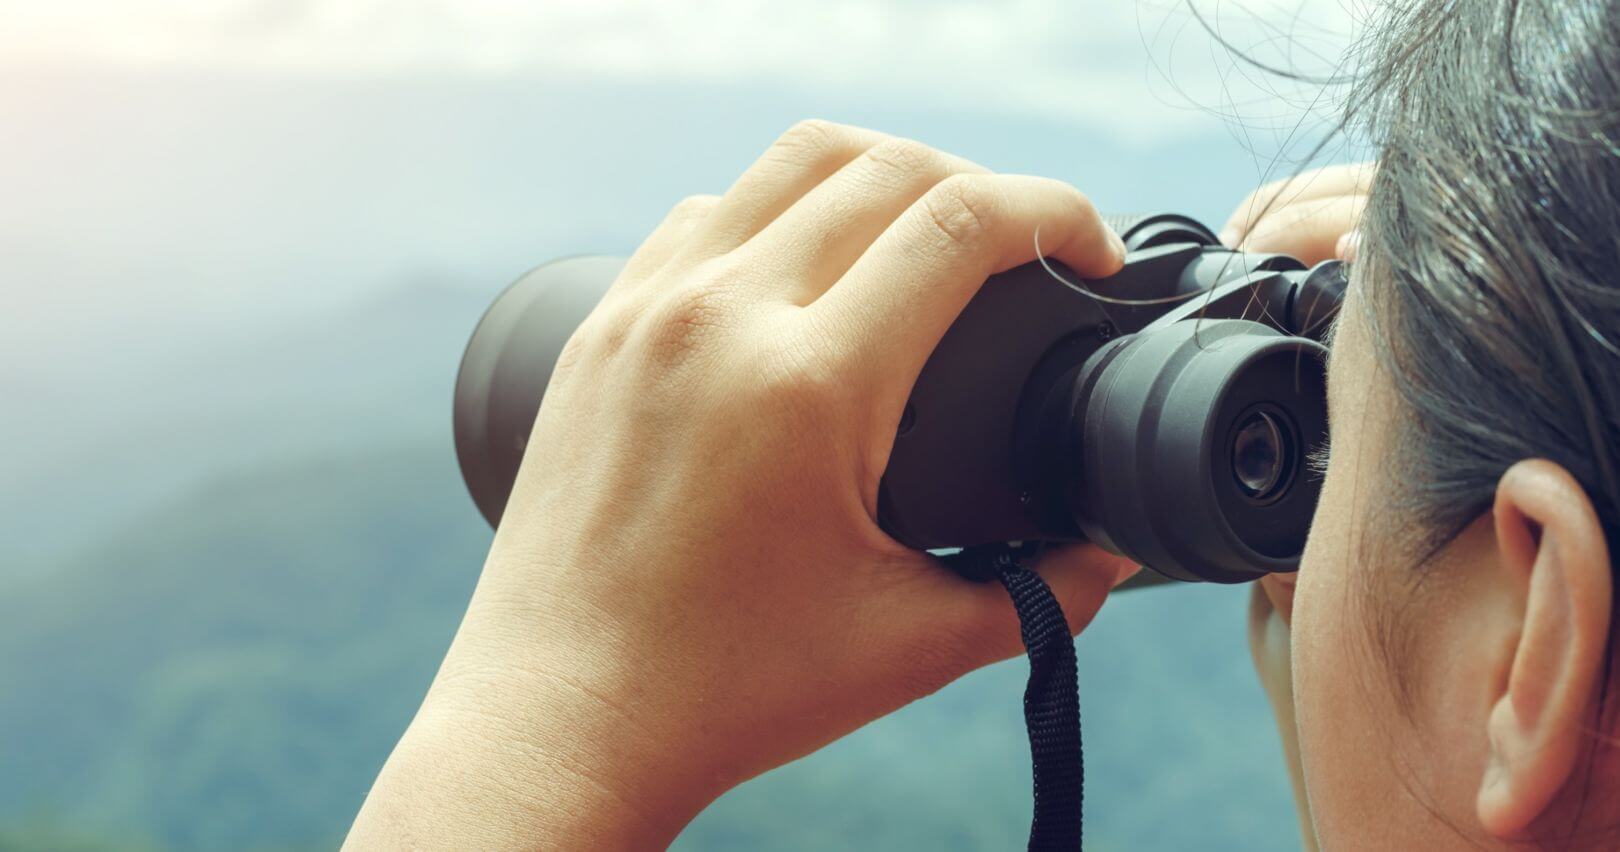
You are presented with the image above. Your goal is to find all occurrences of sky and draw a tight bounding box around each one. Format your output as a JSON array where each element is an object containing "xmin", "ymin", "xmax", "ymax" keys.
[
  {"xmin": 0, "ymin": 0, "xmax": 1367, "ymax": 329},
  {"xmin": 1, "ymin": 0, "xmax": 1362, "ymax": 137},
  {"xmin": 0, "ymin": 0, "xmax": 1371, "ymax": 565},
  {"xmin": 0, "ymin": 8, "xmax": 1375, "ymax": 846},
  {"xmin": 0, "ymin": 7, "xmax": 1369, "ymax": 847},
  {"xmin": 0, "ymin": 0, "xmax": 1370, "ymax": 337}
]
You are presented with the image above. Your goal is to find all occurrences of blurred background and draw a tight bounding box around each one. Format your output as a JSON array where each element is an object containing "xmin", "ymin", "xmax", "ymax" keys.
[{"xmin": 0, "ymin": 1, "xmax": 1363, "ymax": 849}]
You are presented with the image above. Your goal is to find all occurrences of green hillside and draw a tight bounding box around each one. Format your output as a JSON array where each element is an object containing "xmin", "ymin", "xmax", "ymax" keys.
[
  {"xmin": 0, "ymin": 445, "xmax": 484, "ymax": 850},
  {"xmin": 0, "ymin": 443, "xmax": 1295, "ymax": 851}
]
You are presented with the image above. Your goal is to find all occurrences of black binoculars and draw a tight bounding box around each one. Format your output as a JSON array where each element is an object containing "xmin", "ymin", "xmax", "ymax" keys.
[{"xmin": 453, "ymin": 213, "xmax": 1345, "ymax": 584}]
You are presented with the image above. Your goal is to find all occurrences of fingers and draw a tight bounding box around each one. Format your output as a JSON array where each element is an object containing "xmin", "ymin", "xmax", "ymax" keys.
[
  {"xmin": 744, "ymin": 137, "xmax": 990, "ymax": 305},
  {"xmin": 1236, "ymin": 193, "xmax": 1369, "ymax": 266},
  {"xmin": 937, "ymin": 544, "xmax": 1137, "ymax": 674},
  {"xmin": 869, "ymin": 543, "xmax": 1135, "ymax": 697},
  {"xmin": 687, "ymin": 120, "xmax": 893, "ymax": 258},
  {"xmin": 1248, "ymin": 581, "xmax": 1276, "ymax": 645},
  {"xmin": 1220, "ymin": 162, "xmax": 1376, "ymax": 247},
  {"xmin": 1036, "ymin": 543, "xmax": 1142, "ymax": 624},
  {"xmin": 1335, "ymin": 229, "xmax": 1362, "ymax": 263},
  {"xmin": 1246, "ymin": 582, "xmax": 1296, "ymax": 703},
  {"xmin": 616, "ymin": 194, "xmax": 721, "ymax": 287},
  {"xmin": 812, "ymin": 173, "xmax": 1126, "ymax": 396},
  {"xmin": 1259, "ymin": 572, "xmax": 1299, "ymax": 628}
]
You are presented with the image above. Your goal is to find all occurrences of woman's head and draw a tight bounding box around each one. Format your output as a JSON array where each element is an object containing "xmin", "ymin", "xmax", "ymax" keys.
[{"xmin": 1289, "ymin": 0, "xmax": 1620, "ymax": 847}]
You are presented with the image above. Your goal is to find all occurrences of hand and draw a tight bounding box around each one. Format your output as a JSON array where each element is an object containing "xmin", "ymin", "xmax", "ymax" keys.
[
  {"xmin": 1220, "ymin": 161, "xmax": 1374, "ymax": 263},
  {"xmin": 1226, "ymin": 161, "xmax": 1372, "ymax": 852},
  {"xmin": 347, "ymin": 120, "xmax": 1139, "ymax": 849},
  {"xmin": 1224, "ymin": 160, "xmax": 1371, "ymax": 657},
  {"xmin": 1225, "ymin": 159, "xmax": 1372, "ymax": 671}
]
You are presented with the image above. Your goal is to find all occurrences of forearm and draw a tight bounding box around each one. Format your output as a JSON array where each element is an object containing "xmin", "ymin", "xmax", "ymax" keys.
[
  {"xmin": 344, "ymin": 626, "xmax": 726, "ymax": 849},
  {"xmin": 346, "ymin": 120, "xmax": 1139, "ymax": 850}
]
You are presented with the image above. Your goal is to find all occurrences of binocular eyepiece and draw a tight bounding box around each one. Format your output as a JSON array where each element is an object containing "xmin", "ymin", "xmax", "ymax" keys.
[{"xmin": 454, "ymin": 213, "xmax": 1345, "ymax": 584}]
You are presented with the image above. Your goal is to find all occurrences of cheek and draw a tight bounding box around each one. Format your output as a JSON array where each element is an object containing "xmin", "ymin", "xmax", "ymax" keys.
[{"xmin": 1292, "ymin": 490, "xmax": 1413, "ymax": 844}]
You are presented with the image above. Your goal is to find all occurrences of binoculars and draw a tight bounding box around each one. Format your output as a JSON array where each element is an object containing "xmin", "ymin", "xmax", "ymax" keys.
[{"xmin": 453, "ymin": 213, "xmax": 1345, "ymax": 584}]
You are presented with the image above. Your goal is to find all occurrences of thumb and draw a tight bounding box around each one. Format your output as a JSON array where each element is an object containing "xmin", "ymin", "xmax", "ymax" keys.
[
  {"xmin": 863, "ymin": 544, "xmax": 1136, "ymax": 701},
  {"xmin": 935, "ymin": 544, "xmax": 1137, "ymax": 673},
  {"xmin": 1037, "ymin": 542, "xmax": 1141, "ymax": 620}
]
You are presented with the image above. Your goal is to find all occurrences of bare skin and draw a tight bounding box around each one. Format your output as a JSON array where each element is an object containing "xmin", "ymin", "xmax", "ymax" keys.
[
  {"xmin": 1225, "ymin": 162, "xmax": 1377, "ymax": 852},
  {"xmin": 344, "ymin": 121, "xmax": 1137, "ymax": 850},
  {"xmin": 348, "ymin": 136, "xmax": 1620, "ymax": 849},
  {"xmin": 1230, "ymin": 165, "xmax": 1617, "ymax": 850}
]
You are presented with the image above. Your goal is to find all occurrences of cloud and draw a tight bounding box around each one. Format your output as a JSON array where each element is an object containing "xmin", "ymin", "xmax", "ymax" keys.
[{"xmin": 2, "ymin": 0, "xmax": 1367, "ymax": 138}]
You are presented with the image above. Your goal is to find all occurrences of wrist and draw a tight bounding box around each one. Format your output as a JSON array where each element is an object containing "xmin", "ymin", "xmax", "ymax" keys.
[{"xmin": 349, "ymin": 622, "xmax": 731, "ymax": 849}]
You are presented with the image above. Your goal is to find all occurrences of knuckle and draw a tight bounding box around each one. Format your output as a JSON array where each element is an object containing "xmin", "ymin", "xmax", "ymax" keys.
[
  {"xmin": 553, "ymin": 325, "xmax": 594, "ymax": 376},
  {"xmin": 1228, "ymin": 187, "xmax": 1273, "ymax": 228},
  {"xmin": 638, "ymin": 282, "xmax": 733, "ymax": 367},
  {"xmin": 861, "ymin": 137, "xmax": 944, "ymax": 180},
  {"xmin": 1259, "ymin": 175, "xmax": 1305, "ymax": 209},
  {"xmin": 670, "ymin": 193, "xmax": 719, "ymax": 220},
  {"xmin": 555, "ymin": 304, "xmax": 633, "ymax": 375},
  {"xmin": 921, "ymin": 174, "xmax": 998, "ymax": 249},
  {"xmin": 773, "ymin": 118, "xmax": 858, "ymax": 166}
]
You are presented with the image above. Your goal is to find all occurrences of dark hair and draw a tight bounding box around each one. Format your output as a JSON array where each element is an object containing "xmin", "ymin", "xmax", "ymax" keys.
[
  {"xmin": 1341, "ymin": 0, "xmax": 1620, "ymax": 844},
  {"xmin": 1351, "ymin": 0, "xmax": 1620, "ymax": 556}
]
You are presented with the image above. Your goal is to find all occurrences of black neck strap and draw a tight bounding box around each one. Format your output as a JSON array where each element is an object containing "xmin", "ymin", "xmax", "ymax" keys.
[{"xmin": 956, "ymin": 545, "xmax": 1085, "ymax": 851}]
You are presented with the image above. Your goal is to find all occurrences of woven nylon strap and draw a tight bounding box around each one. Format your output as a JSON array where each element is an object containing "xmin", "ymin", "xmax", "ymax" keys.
[{"xmin": 976, "ymin": 546, "xmax": 1084, "ymax": 850}]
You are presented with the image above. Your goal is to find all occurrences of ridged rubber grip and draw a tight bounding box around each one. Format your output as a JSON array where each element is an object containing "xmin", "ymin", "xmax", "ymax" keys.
[
  {"xmin": 1102, "ymin": 213, "xmax": 1220, "ymax": 250},
  {"xmin": 1102, "ymin": 213, "xmax": 1155, "ymax": 240}
]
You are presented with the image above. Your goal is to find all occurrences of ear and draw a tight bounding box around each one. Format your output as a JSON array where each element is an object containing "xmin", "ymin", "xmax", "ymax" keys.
[{"xmin": 1477, "ymin": 459, "xmax": 1613, "ymax": 837}]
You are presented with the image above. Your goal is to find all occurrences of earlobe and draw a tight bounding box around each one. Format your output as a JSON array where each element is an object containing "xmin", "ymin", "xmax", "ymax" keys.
[{"xmin": 1476, "ymin": 460, "xmax": 1613, "ymax": 838}]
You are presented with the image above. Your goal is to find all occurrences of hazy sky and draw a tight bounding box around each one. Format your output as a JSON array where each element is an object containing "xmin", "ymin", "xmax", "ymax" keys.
[
  {"xmin": 0, "ymin": 0, "xmax": 1366, "ymax": 334},
  {"xmin": 0, "ymin": 12, "xmax": 1360, "ymax": 847},
  {"xmin": 0, "ymin": 0, "xmax": 1369, "ymax": 564},
  {"xmin": 2, "ymin": 0, "xmax": 1361, "ymax": 138},
  {"xmin": 0, "ymin": 0, "xmax": 1368, "ymax": 379}
]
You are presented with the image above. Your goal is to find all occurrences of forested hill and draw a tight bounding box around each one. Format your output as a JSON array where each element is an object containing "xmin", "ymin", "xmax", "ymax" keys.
[{"xmin": 0, "ymin": 439, "xmax": 1294, "ymax": 850}]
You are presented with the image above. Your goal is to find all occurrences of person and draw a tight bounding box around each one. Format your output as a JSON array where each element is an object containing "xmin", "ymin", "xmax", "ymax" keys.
[{"xmin": 346, "ymin": 0, "xmax": 1620, "ymax": 846}]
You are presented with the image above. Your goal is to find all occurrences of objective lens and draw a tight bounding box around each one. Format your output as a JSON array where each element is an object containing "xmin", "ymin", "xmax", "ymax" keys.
[{"xmin": 1232, "ymin": 410, "xmax": 1292, "ymax": 501}]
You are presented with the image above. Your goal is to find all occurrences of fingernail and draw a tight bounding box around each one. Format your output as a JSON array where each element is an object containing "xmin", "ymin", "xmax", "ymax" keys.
[
  {"xmin": 1219, "ymin": 226, "xmax": 1239, "ymax": 247},
  {"xmin": 1108, "ymin": 228, "xmax": 1127, "ymax": 259},
  {"xmin": 1336, "ymin": 229, "xmax": 1361, "ymax": 262}
]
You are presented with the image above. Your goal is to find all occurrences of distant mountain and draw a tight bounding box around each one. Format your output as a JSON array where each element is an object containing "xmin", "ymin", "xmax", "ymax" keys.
[
  {"xmin": 0, "ymin": 443, "xmax": 485, "ymax": 850},
  {"xmin": 2, "ymin": 279, "xmax": 494, "ymax": 575},
  {"xmin": 0, "ymin": 66, "xmax": 1320, "ymax": 850},
  {"xmin": 0, "ymin": 66, "xmax": 1311, "ymax": 576},
  {"xmin": 0, "ymin": 440, "xmax": 1297, "ymax": 851}
]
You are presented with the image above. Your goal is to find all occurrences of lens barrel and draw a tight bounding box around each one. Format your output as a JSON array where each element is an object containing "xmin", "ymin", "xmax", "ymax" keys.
[
  {"xmin": 451, "ymin": 213, "xmax": 1341, "ymax": 584},
  {"xmin": 1067, "ymin": 319, "xmax": 1327, "ymax": 582}
]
